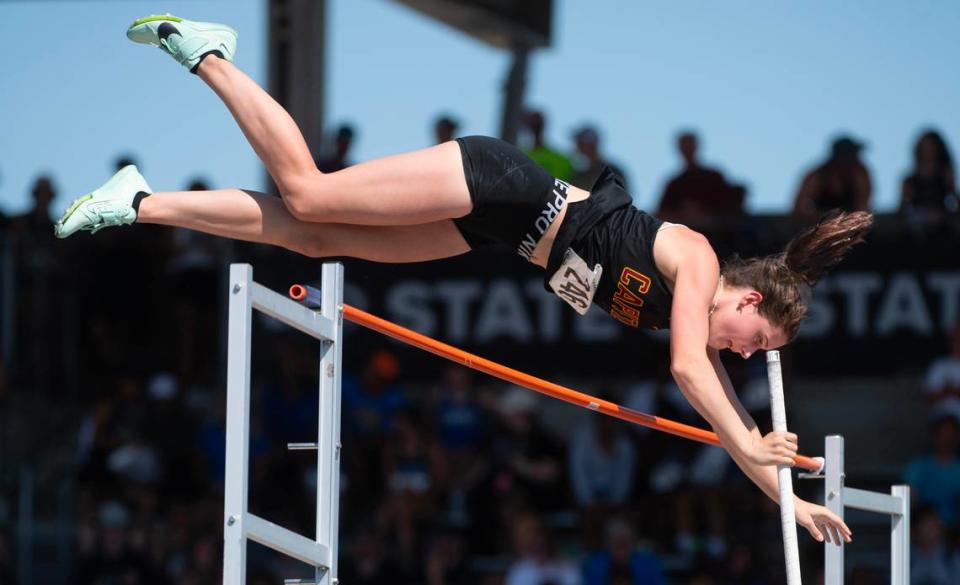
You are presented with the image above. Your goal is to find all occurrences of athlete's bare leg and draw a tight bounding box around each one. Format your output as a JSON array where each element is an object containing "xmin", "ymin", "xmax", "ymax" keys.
[
  {"xmin": 196, "ymin": 56, "xmax": 472, "ymax": 226},
  {"xmin": 137, "ymin": 188, "xmax": 470, "ymax": 262}
]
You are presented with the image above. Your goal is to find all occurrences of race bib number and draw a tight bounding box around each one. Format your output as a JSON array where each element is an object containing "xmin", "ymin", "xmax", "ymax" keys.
[{"xmin": 548, "ymin": 248, "xmax": 603, "ymax": 315}]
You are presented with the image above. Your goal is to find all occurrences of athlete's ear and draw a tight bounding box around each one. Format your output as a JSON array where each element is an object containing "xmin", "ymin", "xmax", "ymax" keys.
[{"xmin": 737, "ymin": 290, "xmax": 763, "ymax": 311}]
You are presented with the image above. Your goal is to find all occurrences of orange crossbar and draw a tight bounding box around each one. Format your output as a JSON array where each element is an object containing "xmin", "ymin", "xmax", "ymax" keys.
[{"xmin": 290, "ymin": 286, "xmax": 821, "ymax": 472}]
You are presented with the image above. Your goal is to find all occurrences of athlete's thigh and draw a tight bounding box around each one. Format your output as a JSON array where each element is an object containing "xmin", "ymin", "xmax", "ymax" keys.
[
  {"xmin": 300, "ymin": 219, "xmax": 472, "ymax": 263},
  {"xmin": 317, "ymin": 141, "xmax": 472, "ymax": 226}
]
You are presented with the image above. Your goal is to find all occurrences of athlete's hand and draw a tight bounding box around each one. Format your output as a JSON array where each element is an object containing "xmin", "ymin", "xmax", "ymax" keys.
[
  {"xmin": 747, "ymin": 431, "xmax": 798, "ymax": 466},
  {"xmin": 795, "ymin": 499, "xmax": 852, "ymax": 545}
]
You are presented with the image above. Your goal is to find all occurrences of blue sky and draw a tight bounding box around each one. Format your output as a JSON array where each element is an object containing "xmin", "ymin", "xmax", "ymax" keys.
[{"xmin": 1, "ymin": 0, "xmax": 958, "ymax": 216}]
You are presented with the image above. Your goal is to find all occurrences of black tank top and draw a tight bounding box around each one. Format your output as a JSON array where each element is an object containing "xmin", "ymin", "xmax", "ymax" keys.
[{"xmin": 546, "ymin": 167, "xmax": 675, "ymax": 330}]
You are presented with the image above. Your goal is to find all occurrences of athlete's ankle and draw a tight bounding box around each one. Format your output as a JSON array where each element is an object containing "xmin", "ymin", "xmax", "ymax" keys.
[{"xmin": 195, "ymin": 52, "xmax": 226, "ymax": 77}]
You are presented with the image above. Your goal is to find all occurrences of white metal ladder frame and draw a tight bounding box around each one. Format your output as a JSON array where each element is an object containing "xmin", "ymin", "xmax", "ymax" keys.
[
  {"xmin": 222, "ymin": 263, "xmax": 343, "ymax": 585},
  {"xmin": 820, "ymin": 435, "xmax": 910, "ymax": 585}
]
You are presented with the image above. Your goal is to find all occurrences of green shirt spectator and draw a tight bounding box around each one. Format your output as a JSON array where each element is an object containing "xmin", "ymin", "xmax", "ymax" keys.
[{"xmin": 522, "ymin": 109, "xmax": 574, "ymax": 182}]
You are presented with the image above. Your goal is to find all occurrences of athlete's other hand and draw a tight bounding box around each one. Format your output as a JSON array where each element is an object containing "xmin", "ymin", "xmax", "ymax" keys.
[
  {"xmin": 795, "ymin": 499, "xmax": 852, "ymax": 545},
  {"xmin": 748, "ymin": 431, "xmax": 798, "ymax": 466}
]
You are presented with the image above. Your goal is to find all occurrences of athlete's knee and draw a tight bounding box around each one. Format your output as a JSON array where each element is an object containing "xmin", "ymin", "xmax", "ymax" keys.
[{"xmin": 278, "ymin": 170, "xmax": 328, "ymax": 222}]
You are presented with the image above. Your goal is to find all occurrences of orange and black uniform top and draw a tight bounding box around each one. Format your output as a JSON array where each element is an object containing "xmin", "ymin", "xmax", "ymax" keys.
[{"xmin": 546, "ymin": 167, "xmax": 675, "ymax": 330}]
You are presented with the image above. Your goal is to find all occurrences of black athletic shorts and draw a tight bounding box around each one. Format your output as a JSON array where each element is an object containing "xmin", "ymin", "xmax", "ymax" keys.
[{"xmin": 453, "ymin": 136, "xmax": 570, "ymax": 259}]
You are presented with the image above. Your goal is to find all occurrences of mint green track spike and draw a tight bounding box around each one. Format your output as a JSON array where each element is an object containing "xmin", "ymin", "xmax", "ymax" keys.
[
  {"xmin": 54, "ymin": 165, "xmax": 152, "ymax": 239},
  {"xmin": 127, "ymin": 14, "xmax": 238, "ymax": 72},
  {"xmin": 61, "ymin": 194, "xmax": 93, "ymax": 218}
]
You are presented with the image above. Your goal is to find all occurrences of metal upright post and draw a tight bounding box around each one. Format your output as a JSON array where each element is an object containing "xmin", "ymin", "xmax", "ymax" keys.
[
  {"xmin": 315, "ymin": 262, "xmax": 344, "ymax": 585},
  {"xmin": 223, "ymin": 265, "xmax": 254, "ymax": 585},
  {"xmin": 824, "ymin": 435, "xmax": 845, "ymax": 585},
  {"xmin": 890, "ymin": 485, "xmax": 910, "ymax": 585},
  {"xmin": 221, "ymin": 263, "xmax": 343, "ymax": 584}
]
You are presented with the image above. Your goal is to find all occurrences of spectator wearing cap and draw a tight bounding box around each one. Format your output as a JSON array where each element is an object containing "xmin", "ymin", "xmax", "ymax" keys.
[
  {"xmin": 656, "ymin": 131, "xmax": 744, "ymax": 224},
  {"xmin": 793, "ymin": 134, "xmax": 872, "ymax": 219},
  {"xmin": 521, "ymin": 110, "xmax": 574, "ymax": 182},
  {"xmin": 434, "ymin": 114, "xmax": 460, "ymax": 145},
  {"xmin": 317, "ymin": 124, "xmax": 355, "ymax": 173},
  {"xmin": 570, "ymin": 125, "xmax": 629, "ymax": 191}
]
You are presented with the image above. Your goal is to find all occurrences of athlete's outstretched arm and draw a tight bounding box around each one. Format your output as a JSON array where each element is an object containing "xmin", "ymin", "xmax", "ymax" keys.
[
  {"xmin": 709, "ymin": 352, "xmax": 852, "ymax": 545},
  {"xmin": 663, "ymin": 231, "xmax": 851, "ymax": 544},
  {"xmin": 666, "ymin": 233, "xmax": 786, "ymax": 466}
]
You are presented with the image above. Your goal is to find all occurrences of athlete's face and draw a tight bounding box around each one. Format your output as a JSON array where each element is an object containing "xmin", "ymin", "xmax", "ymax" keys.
[{"xmin": 707, "ymin": 290, "xmax": 789, "ymax": 359}]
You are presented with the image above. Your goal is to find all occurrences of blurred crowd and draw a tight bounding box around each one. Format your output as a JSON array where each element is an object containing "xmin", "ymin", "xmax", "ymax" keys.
[{"xmin": 0, "ymin": 114, "xmax": 957, "ymax": 585}]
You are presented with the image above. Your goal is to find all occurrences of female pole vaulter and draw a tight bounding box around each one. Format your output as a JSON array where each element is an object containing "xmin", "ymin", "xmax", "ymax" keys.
[{"xmin": 56, "ymin": 14, "xmax": 867, "ymax": 546}]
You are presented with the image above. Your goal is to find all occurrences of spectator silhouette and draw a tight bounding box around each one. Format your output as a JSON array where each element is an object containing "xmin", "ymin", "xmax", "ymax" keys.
[
  {"xmin": 489, "ymin": 386, "xmax": 565, "ymax": 512},
  {"xmin": 11, "ymin": 175, "xmax": 55, "ymax": 236},
  {"xmin": 581, "ymin": 519, "xmax": 667, "ymax": 585},
  {"xmin": 317, "ymin": 124, "xmax": 355, "ymax": 172},
  {"xmin": 434, "ymin": 114, "xmax": 460, "ymax": 145},
  {"xmin": 644, "ymin": 368, "xmax": 761, "ymax": 559},
  {"xmin": 505, "ymin": 512, "xmax": 580, "ymax": 585},
  {"xmin": 11, "ymin": 175, "xmax": 63, "ymax": 392},
  {"xmin": 425, "ymin": 529, "xmax": 470, "ymax": 585},
  {"xmin": 569, "ymin": 410, "xmax": 637, "ymax": 547},
  {"xmin": 903, "ymin": 415, "xmax": 960, "ymax": 532},
  {"xmin": 911, "ymin": 506, "xmax": 960, "ymax": 585},
  {"xmin": 657, "ymin": 132, "xmax": 743, "ymax": 223},
  {"xmin": 341, "ymin": 349, "xmax": 408, "ymax": 513},
  {"xmin": 793, "ymin": 135, "xmax": 871, "ymax": 219},
  {"xmin": 924, "ymin": 322, "xmax": 960, "ymax": 422},
  {"xmin": 337, "ymin": 526, "xmax": 402, "ymax": 585},
  {"xmin": 570, "ymin": 124, "xmax": 629, "ymax": 191},
  {"xmin": 900, "ymin": 129, "xmax": 958, "ymax": 218},
  {"xmin": 380, "ymin": 409, "xmax": 443, "ymax": 576},
  {"xmin": 72, "ymin": 500, "xmax": 158, "ymax": 584},
  {"xmin": 431, "ymin": 365, "xmax": 490, "ymax": 528},
  {"xmin": 521, "ymin": 110, "xmax": 574, "ymax": 182},
  {"xmin": 342, "ymin": 349, "xmax": 407, "ymax": 439},
  {"xmin": 167, "ymin": 178, "xmax": 221, "ymax": 384}
]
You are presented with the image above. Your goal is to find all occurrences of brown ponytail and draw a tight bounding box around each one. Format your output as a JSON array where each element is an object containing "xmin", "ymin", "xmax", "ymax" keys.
[
  {"xmin": 722, "ymin": 211, "xmax": 874, "ymax": 340},
  {"xmin": 783, "ymin": 211, "xmax": 874, "ymax": 286}
]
